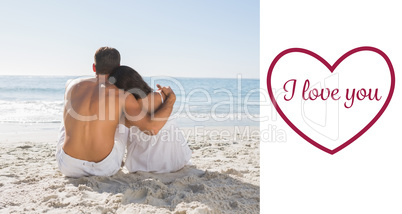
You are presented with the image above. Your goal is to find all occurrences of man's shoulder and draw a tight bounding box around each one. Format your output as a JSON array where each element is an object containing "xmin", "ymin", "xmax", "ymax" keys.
[
  {"xmin": 67, "ymin": 77, "xmax": 95, "ymax": 86},
  {"xmin": 65, "ymin": 77, "xmax": 96, "ymax": 91},
  {"xmin": 64, "ymin": 77, "xmax": 124, "ymax": 99}
]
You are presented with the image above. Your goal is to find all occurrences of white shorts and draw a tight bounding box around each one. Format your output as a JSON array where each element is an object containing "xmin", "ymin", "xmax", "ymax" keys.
[
  {"xmin": 125, "ymin": 120, "xmax": 192, "ymax": 173},
  {"xmin": 56, "ymin": 124, "xmax": 129, "ymax": 178}
]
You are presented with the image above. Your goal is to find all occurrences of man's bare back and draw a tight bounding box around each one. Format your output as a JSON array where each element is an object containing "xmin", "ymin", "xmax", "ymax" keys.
[{"xmin": 63, "ymin": 77, "xmax": 123, "ymax": 162}]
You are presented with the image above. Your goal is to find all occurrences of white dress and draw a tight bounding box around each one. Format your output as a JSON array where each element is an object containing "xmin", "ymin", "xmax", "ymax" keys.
[
  {"xmin": 125, "ymin": 119, "xmax": 192, "ymax": 173},
  {"xmin": 125, "ymin": 92, "xmax": 192, "ymax": 173}
]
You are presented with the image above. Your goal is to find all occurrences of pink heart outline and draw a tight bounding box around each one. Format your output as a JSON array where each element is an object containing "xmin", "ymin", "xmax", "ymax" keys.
[{"xmin": 266, "ymin": 46, "xmax": 395, "ymax": 155}]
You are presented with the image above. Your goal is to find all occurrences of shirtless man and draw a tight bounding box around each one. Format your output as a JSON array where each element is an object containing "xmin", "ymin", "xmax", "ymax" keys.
[{"xmin": 56, "ymin": 47, "xmax": 175, "ymax": 177}]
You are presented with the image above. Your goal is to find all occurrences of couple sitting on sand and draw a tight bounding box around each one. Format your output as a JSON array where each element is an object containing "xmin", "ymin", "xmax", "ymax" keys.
[{"xmin": 56, "ymin": 47, "xmax": 192, "ymax": 178}]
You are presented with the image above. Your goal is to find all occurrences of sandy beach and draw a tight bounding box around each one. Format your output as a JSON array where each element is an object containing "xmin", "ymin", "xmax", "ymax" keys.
[{"xmin": 0, "ymin": 124, "xmax": 259, "ymax": 213}]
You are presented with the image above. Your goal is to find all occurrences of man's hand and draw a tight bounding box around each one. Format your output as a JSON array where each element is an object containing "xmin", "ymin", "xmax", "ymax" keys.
[
  {"xmin": 125, "ymin": 84, "xmax": 176, "ymax": 135},
  {"xmin": 156, "ymin": 84, "xmax": 176, "ymax": 103}
]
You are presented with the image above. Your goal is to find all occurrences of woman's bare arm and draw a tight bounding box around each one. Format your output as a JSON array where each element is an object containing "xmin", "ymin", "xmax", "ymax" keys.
[
  {"xmin": 139, "ymin": 85, "xmax": 167, "ymax": 114},
  {"xmin": 124, "ymin": 86, "xmax": 175, "ymax": 135}
]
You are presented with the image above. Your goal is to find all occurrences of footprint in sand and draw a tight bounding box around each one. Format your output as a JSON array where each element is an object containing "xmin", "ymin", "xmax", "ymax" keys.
[
  {"xmin": 122, "ymin": 188, "xmax": 148, "ymax": 204},
  {"xmin": 188, "ymin": 184, "xmax": 205, "ymax": 193}
]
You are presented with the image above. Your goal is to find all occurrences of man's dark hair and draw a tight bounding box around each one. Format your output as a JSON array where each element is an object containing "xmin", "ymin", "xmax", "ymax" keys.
[
  {"xmin": 94, "ymin": 47, "xmax": 121, "ymax": 75},
  {"xmin": 109, "ymin": 66, "xmax": 153, "ymax": 99}
]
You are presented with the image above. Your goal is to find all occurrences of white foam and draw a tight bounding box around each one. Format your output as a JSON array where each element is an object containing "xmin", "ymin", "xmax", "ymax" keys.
[{"xmin": 0, "ymin": 100, "xmax": 63, "ymax": 123}]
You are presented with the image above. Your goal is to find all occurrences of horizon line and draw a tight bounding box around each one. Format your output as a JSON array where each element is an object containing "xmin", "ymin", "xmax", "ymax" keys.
[{"xmin": 0, "ymin": 74, "xmax": 259, "ymax": 80}]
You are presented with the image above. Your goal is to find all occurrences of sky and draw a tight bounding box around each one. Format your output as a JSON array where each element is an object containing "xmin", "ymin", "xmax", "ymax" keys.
[{"xmin": 0, "ymin": 1, "xmax": 259, "ymax": 79}]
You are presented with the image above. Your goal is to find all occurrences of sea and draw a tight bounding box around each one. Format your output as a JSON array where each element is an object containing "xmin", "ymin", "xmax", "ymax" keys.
[{"xmin": 0, "ymin": 75, "xmax": 260, "ymax": 127}]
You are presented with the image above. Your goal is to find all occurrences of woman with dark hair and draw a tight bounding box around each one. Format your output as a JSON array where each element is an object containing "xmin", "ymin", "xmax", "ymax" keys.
[
  {"xmin": 109, "ymin": 66, "xmax": 153, "ymax": 99},
  {"xmin": 109, "ymin": 66, "xmax": 192, "ymax": 173}
]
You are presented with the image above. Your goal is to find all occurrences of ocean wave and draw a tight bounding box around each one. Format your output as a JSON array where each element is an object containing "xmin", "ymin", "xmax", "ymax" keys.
[
  {"xmin": 172, "ymin": 113, "xmax": 260, "ymax": 119},
  {"xmin": 0, "ymin": 99, "xmax": 260, "ymax": 124},
  {"xmin": 0, "ymin": 100, "xmax": 64, "ymax": 123},
  {"xmin": 0, "ymin": 87, "xmax": 64, "ymax": 93},
  {"xmin": 0, "ymin": 120, "xmax": 62, "ymax": 124}
]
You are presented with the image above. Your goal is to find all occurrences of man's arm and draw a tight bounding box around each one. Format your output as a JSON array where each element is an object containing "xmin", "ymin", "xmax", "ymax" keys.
[{"xmin": 124, "ymin": 86, "xmax": 175, "ymax": 135}]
